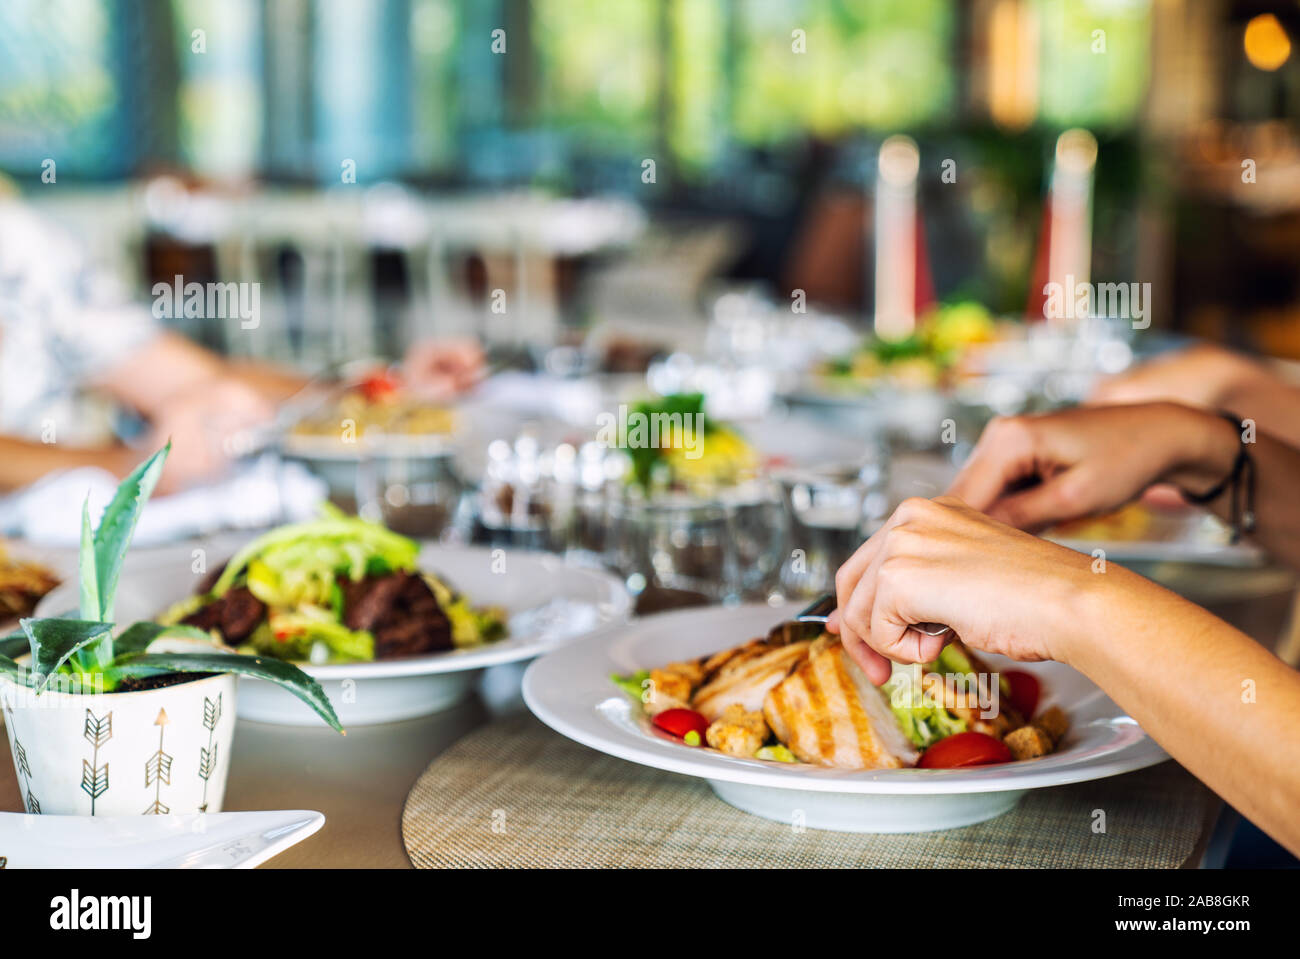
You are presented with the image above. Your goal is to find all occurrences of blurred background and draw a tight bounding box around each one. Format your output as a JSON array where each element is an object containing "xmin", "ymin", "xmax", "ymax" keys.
[
  {"xmin": 3, "ymin": 0, "xmax": 1300, "ymax": 360},
  {"xmin": 4, "ymin": 0, "xmax": 1300, "ymax": 616}
]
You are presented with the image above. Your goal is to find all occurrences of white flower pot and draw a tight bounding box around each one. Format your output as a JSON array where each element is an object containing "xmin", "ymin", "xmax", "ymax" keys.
[{"xmin": 0, "ymin": 646, "xmax": 238, "ymax": 817}]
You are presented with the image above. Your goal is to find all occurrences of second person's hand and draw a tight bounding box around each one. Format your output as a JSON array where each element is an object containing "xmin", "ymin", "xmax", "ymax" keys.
[{"xmin": 945, "ymin": 402, "xmax": 1239, "ymax": 532}]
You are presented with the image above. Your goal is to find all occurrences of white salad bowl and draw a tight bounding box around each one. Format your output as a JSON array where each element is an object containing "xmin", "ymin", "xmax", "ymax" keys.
[
  {"xmin": 523, "ymin": 602, "xmax": 1169, "ymax": 833},
  {"xmin": 39, "ymin": 544, "xmax": 631, "ymax": 727}
]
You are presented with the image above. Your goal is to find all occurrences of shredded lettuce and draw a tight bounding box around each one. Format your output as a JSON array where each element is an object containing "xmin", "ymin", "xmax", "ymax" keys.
[
  {"xmin": 935, "ymin": 643, "xmax": 973, "ymax": 675},
  {"xmin": 420, "ymin": 572, "xmax": 507, "ymax": 648},
  {"xmin": 611, "ymin": 670, "xmax": 651, "ymax": 701},
  {"xmin": 211, "ymin": 513, "xmax": 420, "ymax": 603},
  {"xmin": 241, "ymin": 608, "xmax": 375, "ymax": 663},
  {"xmin": 882, "ymin": 662, "xmax": 968, "ymax": 748}
]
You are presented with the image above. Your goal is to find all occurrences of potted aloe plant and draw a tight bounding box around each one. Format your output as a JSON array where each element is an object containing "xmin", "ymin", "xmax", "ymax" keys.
[{"xmin": 0, "ymin": 445, "xmax": 341, "ymax": 816}]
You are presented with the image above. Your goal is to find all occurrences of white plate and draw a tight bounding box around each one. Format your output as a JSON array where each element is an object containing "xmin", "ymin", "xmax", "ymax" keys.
[
  {"xmin": 0, "ymin": 809, "xmax": 323, "ymax": 868},
  {"xmin": 523, "ymin": 602, "xmax": 1168, "ymax": 833},
  {"xmin": 1048, "ymin": 509, "xmax": 1264, "ymax": 567},
  {"xmin": 40, "ymin": 545, "xmax": 630, "ymax": 727}
]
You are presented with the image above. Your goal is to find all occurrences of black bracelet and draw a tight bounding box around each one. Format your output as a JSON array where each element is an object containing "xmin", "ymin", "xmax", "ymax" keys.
[{"xmin": 1180, "ymin": 410, "xmax": 1256, "ymax": 544}]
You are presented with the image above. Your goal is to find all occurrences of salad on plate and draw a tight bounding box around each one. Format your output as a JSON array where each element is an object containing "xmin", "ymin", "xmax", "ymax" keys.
[
  {"xmin": 161, "ymin": 509, "xmax": 506, "ymax": 665},
  {"xmin": 614, "ymin": 623, "xmax": 1068, "ymax": 770}
]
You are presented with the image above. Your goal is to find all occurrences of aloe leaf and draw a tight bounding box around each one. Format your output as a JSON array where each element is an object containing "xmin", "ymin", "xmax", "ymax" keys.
[
  {"xmin": 0, "ymin": 650, "xmax": 26, "ymax": 684},
  {"xmin": 91, "ymin": 443, "xmax": 169, "ymax": 621},
  {"xmin": 0, "ymin": 630, "xmax": 26, "ymax": 661},
  {"xmin": 109, "ymin": 651, "xmax": 343, "ymax": 732},
  {"xmin": 19, "ymin": 618, "xmax": 115, "ymax": 693},
  {"xmin": 79, "ymin": 498, "xmax": 100, "ymax": 622},
  {"xmin": 111, "ymin": 621, "xmax": 218, "ymax": 658}
]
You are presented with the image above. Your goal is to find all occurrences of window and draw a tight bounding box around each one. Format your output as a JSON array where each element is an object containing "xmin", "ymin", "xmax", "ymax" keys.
[
  {"xmin": 173, "ymin": 0, "xmax": 263, "ymax": 178},
  {"xmin": 0, "ymin": 0, "xmax": 118, "ymax": 177}
]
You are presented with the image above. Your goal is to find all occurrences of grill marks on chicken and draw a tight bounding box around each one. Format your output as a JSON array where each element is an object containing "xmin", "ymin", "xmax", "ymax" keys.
[
  {"xmin": 691, "ymin": 640, "xmax": 812, "ymax": 721},
  {"xmin": 763, "ymin": 641, "xmax": 919, "ymax": 769}
]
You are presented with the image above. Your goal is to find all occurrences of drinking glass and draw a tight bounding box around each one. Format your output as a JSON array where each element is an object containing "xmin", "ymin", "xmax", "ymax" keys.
[{"xmin": 774, "ymin": 460, "xmax": 888, "ymax": 599}]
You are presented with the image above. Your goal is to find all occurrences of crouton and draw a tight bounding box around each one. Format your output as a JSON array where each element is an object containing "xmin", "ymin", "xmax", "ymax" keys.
[
  {"xmin": 648, "ymin": 667, "xmax": 694, "ymax": 706},
  {"xmin": 1004, "ymin": 724, "xmax": 1054, "ymax": 760},
  {"xmin": 705, "ymin": 704, "xmax": 769, "ymax": 759},
  {"xmin": 719, "ymin": 703, "xmax": 768, "ymax": 737},
  {"xmin": 1034, "ymin": 705, "xmax": 1069, "ymax": 745},
  {"xmin": 663, "ymin": 659, "xmax": 706, "ymax": 686}
]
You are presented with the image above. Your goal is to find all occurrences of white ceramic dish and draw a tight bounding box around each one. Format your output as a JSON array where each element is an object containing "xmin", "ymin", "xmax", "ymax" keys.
[
  {"xmin": 39, "ymin": 544, "xmax": 630, "ymax": 727},
  {"xmin": 1048, "ymin": 509, "xmax": 1264, "ymax": 567},
  {"xmin": 523, "ymin": 601, "xmax": 1169, "ymax": 833},
  {"xmin": 0, "ymin": 808, "xmax": 324, "ymax": 868}
]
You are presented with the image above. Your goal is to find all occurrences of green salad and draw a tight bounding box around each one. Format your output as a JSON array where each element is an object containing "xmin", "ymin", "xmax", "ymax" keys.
[{"xmin": 161, "ymin": 507, "xmax": 506, "ymax": 664}]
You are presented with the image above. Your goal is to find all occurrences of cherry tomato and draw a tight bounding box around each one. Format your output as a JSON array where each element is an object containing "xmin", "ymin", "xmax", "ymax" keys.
[
  {"xmin": 359, "ymin": 370, "xmax": 401, "ymax": 403},
  {"xmin": 652, "ymin": 708, "xmax": 710, "ymax": 743},
  {"xmin": 918, "ymin": 731, "xmax": 1013, "ymax": 769},
  {"xmin": 1002, "ymin": 670, "xmax": 1041, "ymax": 718}
]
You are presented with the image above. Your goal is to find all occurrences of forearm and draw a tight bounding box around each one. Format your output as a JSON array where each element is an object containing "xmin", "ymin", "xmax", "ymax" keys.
[
  {"xmin": 224, "ymin": 359, "xmax": 312, "ymax": 404},
  {"xmin": 1163, "ymin": 405, "xmax": 1300, "ymax": 569},
  {"xmin": 95, "ymin": 331, "xmax": 227, "ymax": 416},
  {"xmin": 1219, "ymin": 374, "xmax": 1300, "ymax": 449},
  {"xmin": 98, "ymin": 333, "xmax": 311, "ymax": 413},
  {"xmin": 0, "ymin": 438, "xmax": 133, "ymax": 492},
  {"xmin": 1062, "ymin": 567, "xmax": 1300, "ymax": 855}
]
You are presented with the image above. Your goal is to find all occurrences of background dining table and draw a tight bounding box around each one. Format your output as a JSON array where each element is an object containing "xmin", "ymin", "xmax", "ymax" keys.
[{"xmin": 2, "ymin": 554, "xmax": 1295, "ymax": 868}]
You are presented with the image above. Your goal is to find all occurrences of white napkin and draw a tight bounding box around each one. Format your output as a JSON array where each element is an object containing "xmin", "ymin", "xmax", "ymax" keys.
[{"xmin": 0, "ymin": 454, "xmax": 326, "ymax": 547}]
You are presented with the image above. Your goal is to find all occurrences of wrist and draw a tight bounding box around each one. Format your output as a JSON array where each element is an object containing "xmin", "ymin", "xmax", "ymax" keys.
[
  {"xmin": 1158, "ymin": 403, "xmax": 1240, "ymax": 497},
  {"xmin": 1042, "ymin": 556, "xmax": 1113, "ymax": 668},
  {"xmin": 1049, "ymin": 559, "xmax": 1150, "ymax": 673}
]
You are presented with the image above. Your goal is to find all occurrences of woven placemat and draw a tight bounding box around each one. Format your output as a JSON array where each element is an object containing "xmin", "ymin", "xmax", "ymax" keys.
[{"xmin": 402, "ymin": 712, "xmax": 1218, "ymax": 868}]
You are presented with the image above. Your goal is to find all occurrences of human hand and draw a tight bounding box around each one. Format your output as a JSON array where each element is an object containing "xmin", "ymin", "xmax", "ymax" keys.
[
  {"xmin": 402, "ymin": 338, "xmax": 485, "ymax": 402},
  {"xmin": 826, "ymin": 496, "xmax": 1100, "ymax": 684},
  {"xmin": 142, "ymin": 377, "xmax": 274, "ymax": 494},
  {"xmin": 945, "ymin": 403, "xmax": 1238, "ymax": 532},
  {"xmin": 1088, "ymin": 344, "xmax": 1257, "ymax": 409}
]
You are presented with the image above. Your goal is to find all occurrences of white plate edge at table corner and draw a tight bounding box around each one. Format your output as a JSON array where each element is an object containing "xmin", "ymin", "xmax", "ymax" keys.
[
  {"xmin": 35, "ymin": 543, "xmax": 633, "ymax": 680},
  {"xmin": 0, "ymin": 808, "xmax": 326, "ymax": 869},
  {"xmin": 521, "ymin": 600, "xmax": 1171, "ymax": 797}
]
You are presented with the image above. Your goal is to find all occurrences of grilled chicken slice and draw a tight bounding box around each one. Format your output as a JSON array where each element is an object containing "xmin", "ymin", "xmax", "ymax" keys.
[
  {"xmin": 691, "ymin": 640, "xmax": 812, "ymax": 721},
  {"xmin": 763, "ymin": 641, "xmax": 919, "ymax": 769}
]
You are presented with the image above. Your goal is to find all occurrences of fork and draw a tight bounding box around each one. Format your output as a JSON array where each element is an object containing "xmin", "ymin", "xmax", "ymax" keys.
[{"xmin": 769, "ymin": 593, "xmax": 952, "ymax": 643}]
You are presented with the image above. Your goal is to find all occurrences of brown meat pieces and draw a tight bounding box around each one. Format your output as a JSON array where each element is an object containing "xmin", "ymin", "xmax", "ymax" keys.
[
  {"xmin": 341, "ymin": 573, "xmax": 409, "ymax": 631},
  {"xmin": 181, "ymin": 587, "xmax": 266, "ymax": 644},
  {"xmin": 343, "ymin": 572, "xmax": 453, "ymax": 658}
]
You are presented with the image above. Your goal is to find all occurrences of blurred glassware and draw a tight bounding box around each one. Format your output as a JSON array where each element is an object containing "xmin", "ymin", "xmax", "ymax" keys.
[
  {"xmin": 354, "ymin": 447, "xmax": 464, "ymax": 539},
  {"xmin": 774, "ymin": 458, "xmax": 889, "ymax": 600},
  {"xmin": 645, "ymin": 351, "xmax": 775, "ymax": 423},
  {"xmin": 605, "ymin": 479, "xmax": 786, "ymax": 605},
  {"xmin": 704, "ymin": 286, "xmax": 859, "ymax": 384},
  {"xmin": 475, "ymin": 432, "xmax": 554, "ymax": 550}
]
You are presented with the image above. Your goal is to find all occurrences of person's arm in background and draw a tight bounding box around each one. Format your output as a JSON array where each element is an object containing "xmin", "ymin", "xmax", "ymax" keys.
[
  {"xmin": 100, "ymin": 330, "xmax": 309, "ymax": 410},
  {"xmin": 0, "ymin": 333, "xmax": 280, "ymax": 495},
  {"xmin": 947, "ymin": 402, "xmax": 1300, "ymax": 570},
  {"xmin": 1091, "ymin": 343, "xmax": 1300, "ymax": 448},
  {"xmin": 0, "ymin": 437, "xmax": 136, "ymax": 491},
  {"xmin": 827, "ymin": 497, "xmax": 1300, "ymax": 855}
]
